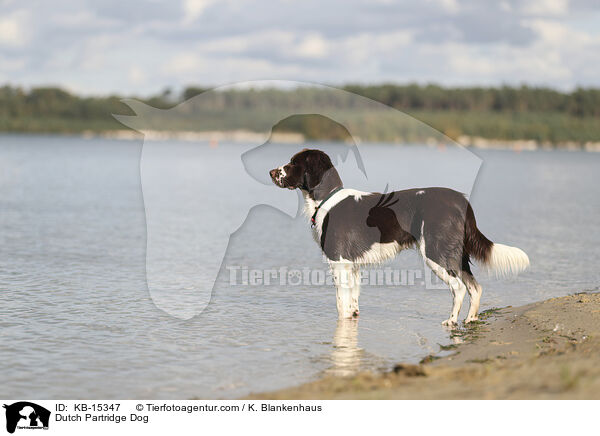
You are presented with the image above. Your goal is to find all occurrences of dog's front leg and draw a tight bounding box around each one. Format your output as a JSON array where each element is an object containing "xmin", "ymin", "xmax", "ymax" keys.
[
  {"xmin": 351, "ymin": 264, "xmax": 361, "ymax": 316},
  {"xmin": 331, "ymin": 262, "xmax": 360, "ymax": 318}
]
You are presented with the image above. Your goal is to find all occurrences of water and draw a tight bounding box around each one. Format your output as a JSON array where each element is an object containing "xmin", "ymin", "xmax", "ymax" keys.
[{"xmin": 1, "ymin": 134, "xmax": 598, "ymax": 399}]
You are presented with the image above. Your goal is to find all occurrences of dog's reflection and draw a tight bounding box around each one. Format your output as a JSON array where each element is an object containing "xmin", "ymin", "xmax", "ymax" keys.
[{"xmin": 327, "ymin": 319, "xmax": 364, "ymax": 377}]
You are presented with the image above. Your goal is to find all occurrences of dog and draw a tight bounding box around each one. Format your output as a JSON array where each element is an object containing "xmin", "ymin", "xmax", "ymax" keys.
[{"xmin": 269, "ymin": 148, "xmax": 530, "ymax": 326}]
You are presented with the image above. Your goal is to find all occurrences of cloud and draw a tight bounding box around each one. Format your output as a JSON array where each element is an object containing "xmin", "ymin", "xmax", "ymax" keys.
[
  {"xmin": 128, "ymin": 66, "xmax": 146, "ymax": 85},
  {"xmin": 162, "ymin": 53, "xmax": 203, "ymax": 74},
  {"xmin": 0, "ymin": 9, "xmax": 28, "ymax": 48},
  {"xmin": 182, "ymin": 0, "xmax": 215, "ymax": 24},
  {"xmin": 297, "ymin": 34, "xmax": 329, "ymax": 59},
  {"xmin": 520, "ymin": 0, "xmax": 569, "ymax": 16},
  {"xmin": 0, "ymin": 0, "xmax": 599, "ymax": 94}
]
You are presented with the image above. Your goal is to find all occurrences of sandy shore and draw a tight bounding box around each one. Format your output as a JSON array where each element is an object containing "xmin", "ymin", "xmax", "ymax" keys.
[{"xmin": 248, "ymin": 292, "xmax": 600, "ymax": 399}]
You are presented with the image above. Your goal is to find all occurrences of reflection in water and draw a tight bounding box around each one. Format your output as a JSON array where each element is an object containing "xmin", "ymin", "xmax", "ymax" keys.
[{"xmin": 328, "ymin": 319, "xmax": 363, "ymax": 377}]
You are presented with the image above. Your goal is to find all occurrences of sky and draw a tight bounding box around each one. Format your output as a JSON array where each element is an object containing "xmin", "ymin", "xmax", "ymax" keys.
[{"xmin": 1, "ymin": 0, "xmax": 599, "ymax": 96}]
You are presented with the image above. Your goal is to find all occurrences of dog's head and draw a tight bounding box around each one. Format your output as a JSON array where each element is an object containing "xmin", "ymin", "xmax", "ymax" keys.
[{"xmin": 269, "ymin": 149, "xmax": 337, "ymax": 192}]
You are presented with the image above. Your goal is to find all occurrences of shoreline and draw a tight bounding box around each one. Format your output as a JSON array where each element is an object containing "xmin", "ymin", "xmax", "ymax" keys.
[
  {"xmin": 247, "ymin": 291, "xmax": 600, "ymax": 399},
  {"xmin": 2, "ymin": 130, "xmax": 600, "ymax": 151}
]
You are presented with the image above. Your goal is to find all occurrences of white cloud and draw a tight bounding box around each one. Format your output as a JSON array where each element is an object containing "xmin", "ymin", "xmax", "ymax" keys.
[
  {"xmin": 1, "ymin": 0, "xmax": 600, "ymax": 94},
  {"xmin": 296, "ymin": 34, "xmax": 329, "ymax": 59},
  {"xmin": 128, "ymin": 66, "xmax": 146, "ymax": 85},
  {"xmin": 525, "ymin": 18, "xmax": 594, "ymax": 45},
  {"xmin": 430, "ymin": 0, "xmax": 460, "ymax": 14},
  {"xmin": 521, "ymin": 0, "xmax": 569, "ymax": 16},
  {"xmin": 182, "ymin": 0, "xmax": 214, "ymax": 24},
  {"xmin": 162, "ymin": 53, "xmax": 203, "ymax": 74},
  {"xmin": 0, "ymin": 10, "xmax": 28, "ymax": 47},
  {"xmin": 448, "ymin": 49, "xmax": 495, "ymax": 76}
]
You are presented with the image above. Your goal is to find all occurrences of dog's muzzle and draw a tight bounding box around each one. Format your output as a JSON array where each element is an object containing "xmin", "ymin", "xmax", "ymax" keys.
[{"xmin": 269, "ymin": 167, "xmax": 287, "ymax": 188}]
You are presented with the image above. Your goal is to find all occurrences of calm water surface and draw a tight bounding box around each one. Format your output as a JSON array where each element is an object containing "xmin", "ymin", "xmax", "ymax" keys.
[{"xmin": 1, "ymin": 134, "xmax": 598, "ymax": 398}]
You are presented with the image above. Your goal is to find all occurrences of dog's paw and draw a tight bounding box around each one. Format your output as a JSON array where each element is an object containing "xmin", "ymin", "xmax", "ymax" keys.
[
  {"xmin": 441, "ymin": 318, "xmax": 458, "ymax": 327},
  {"xmin": 465, "ymin": 316, "xmax": 479, "ymax": 323}
]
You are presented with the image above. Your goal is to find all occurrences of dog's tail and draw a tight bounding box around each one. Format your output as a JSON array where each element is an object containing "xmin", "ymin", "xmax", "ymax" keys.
[{"xmin": 464, "ymin": 204, "xmax": 530, "ymax": 277}]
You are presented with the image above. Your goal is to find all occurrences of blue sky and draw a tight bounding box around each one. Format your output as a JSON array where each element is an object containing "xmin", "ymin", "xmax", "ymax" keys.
[{"xmin": 1, "ymin": 0, "xmax": 599, "ymax": 95}]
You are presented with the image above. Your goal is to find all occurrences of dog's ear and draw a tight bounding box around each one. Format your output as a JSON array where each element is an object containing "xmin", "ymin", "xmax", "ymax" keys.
[
  {"xmin": 304, "ymin": 167, "xmax": 331, "ymax": 191},
  {"xmin": 304, "ymin": 150, "xmax": 335, "ymax": 191},
  {"xmin": 303, "ymin": 153, "xmax": 322, "ymax": 190}
]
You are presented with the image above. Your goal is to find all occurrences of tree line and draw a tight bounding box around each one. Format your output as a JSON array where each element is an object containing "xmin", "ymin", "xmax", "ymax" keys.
[
  {"xmin": 342, "ymin": 84, "xmax": 600, "ymax": 117},
  {"xmin": 0, "ymin": 83, "xmax": 599, "ymax": 143}
]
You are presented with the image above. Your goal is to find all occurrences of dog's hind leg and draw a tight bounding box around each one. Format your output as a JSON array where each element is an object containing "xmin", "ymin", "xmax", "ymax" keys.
[
  {"xmin": 330, "ymin": 262, "xmax": 360, "ymax": 319},
  {"xmin": 463, "ymin": 272, "xmax": 482, "ymax": 323},
  {"xmin": 425, "ymin": 259, "xmax": 467, "ymax": 327},
  {"xmin": 418, "ymin": 222, "xmax": 466, "ymax": 326}
]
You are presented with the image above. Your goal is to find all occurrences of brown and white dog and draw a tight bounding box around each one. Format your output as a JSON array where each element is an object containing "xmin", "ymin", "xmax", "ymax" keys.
[{"xmin": 269, "ymin": 148, "xmax": 529, "ymax": 326}]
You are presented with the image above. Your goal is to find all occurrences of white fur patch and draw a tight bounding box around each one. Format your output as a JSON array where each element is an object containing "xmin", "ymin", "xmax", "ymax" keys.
[
  {"xmin": 487, "ymin": 243, "xmax": 530, "ymax": 277},
  {"xmin": 333, "ymin": 241, "xmax": 403, "ymax": 265},
  {"xmin": 354, "ymin": 242, "xmax": 403, "ymax": 265},
  {"xmin": 275, "ymin": 165, "xmax": 287, "ymax": 184},
  {"xmin": 418, "ymin": 221, "xmax": 426, "ymax": 257},
  {"xmin": 416, "ymin": 190, "xmax": 425, "ymax": 195}
]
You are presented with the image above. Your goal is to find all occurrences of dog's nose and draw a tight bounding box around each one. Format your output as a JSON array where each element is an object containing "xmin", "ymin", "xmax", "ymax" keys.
[{"xmin": 269, "ymin": 168, "xmax": 278, "ymax": 179}]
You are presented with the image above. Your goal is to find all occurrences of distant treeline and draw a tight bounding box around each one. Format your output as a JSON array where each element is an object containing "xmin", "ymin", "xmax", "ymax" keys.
[
  {"xmin": 1, "ymin": 84, "xmax": 599, "ymax": 144},
  {"xmin": 343, "ymin": 84, "xmax": 600, "ymax": 117}
]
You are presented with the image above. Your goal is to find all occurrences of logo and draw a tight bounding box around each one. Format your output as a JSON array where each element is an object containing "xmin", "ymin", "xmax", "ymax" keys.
[{"xmin": 3, "ymin": 402, "xmax": 50, "ymax": 434}]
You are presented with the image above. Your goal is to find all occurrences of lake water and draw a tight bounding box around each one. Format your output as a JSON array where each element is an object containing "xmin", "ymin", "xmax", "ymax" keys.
[{"xmin": 1, "ymin": 134, "xmax": 599, "ymax": 399}]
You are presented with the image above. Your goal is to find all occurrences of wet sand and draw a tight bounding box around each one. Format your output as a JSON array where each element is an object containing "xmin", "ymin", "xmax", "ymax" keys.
[{"xmin": 248, "ymin": 292, "xmax": 600, "ymax": 399}]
